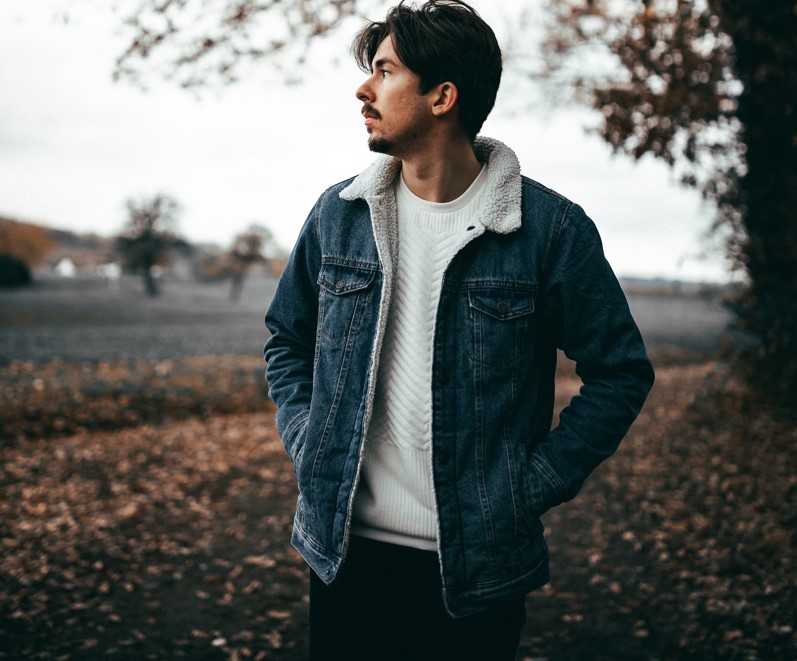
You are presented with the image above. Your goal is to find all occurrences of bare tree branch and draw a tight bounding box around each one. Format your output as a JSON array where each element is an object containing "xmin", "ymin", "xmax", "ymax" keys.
[{"xmin": 113, "ymin": 0, "xmax": 365, "ymax": 88}]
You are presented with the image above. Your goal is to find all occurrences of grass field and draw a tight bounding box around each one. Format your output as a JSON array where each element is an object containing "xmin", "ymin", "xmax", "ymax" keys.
[
  {"xmin": 0, "ymin": 275, "xmax": 278, "ymax": 364},
  {"xmin": 0, "ymin": 273, "xmax": 729, "ymax": 364}
]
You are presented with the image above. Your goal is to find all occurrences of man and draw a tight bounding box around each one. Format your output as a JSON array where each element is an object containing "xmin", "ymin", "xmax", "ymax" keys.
[{"xmin": 264, "ymin": 1, "xmax": 654, "ymax": 659}]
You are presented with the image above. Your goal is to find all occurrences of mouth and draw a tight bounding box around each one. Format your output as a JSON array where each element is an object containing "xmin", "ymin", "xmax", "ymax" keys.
[{"xmin": 361, "ymin": 105, "xmax": 381, "ymax": 125}]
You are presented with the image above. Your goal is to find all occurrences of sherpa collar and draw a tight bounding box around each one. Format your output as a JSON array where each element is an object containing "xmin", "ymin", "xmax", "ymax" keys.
[{"xmin": 339, "ymin": 136, "xmax": 523, "ymax": 234}]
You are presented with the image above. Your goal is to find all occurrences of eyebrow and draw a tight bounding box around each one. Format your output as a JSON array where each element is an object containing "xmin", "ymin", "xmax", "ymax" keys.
[{"xmin": 373, "ymin": 56, "xmax": 400, "ymax": 70}]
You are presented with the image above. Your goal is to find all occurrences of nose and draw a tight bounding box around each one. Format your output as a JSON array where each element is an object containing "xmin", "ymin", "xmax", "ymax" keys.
[{"xmin": 356, "ymin": 75, "xmax": 374, "ymax": 103}]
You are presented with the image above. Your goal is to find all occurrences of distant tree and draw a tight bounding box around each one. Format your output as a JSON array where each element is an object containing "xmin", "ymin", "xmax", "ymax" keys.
[
  {"xmin": 116, "ymin": 193, "xmax": 186, "ymax": 296},
  {"xmin": 206, "ymin": 224, "xmax": 278, "ymax": 300},
  {"xmin": 0, "ymin": 219, "xmax": 53, "ymax": 270},
  {"xmin": 539, "ymin": 0, "xmax": 797, "ymax": 406},
  {"xmin": 0, "ymin": 255, "xmax": 32, "ymax": 288}
]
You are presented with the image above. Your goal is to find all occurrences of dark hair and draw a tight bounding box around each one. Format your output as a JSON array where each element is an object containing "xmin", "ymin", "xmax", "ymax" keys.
[{"xmin": 352, "ymin": 0, "xmax": 502, "ymax": 141}]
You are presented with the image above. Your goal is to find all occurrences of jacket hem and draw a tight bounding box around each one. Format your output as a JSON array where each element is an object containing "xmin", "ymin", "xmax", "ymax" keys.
[
  {"xmin": 291, "ymin": 518, "xmax": 341, "ymax": 585},
  {"xmin": 442, "ymin": 551, "xmax": 550, "ymax": 618}
]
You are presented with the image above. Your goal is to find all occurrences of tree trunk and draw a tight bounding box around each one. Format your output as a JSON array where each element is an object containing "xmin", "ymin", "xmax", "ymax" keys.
[
  {"xmin": 719, "ymin": 0, "xmax": 797, "ymax": 406},
  {"xmin": 144, "ymin": 259, "xmax": 159, "ymax": 297},
  {"xmin": 229, "ymin": 272, "xmax": 246, "ymax": 301}
]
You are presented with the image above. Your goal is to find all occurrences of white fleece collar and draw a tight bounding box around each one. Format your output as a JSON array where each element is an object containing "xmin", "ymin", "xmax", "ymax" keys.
[{"xmin": 339, "ymin": 136, "xmax": 523, "ymax": 234}]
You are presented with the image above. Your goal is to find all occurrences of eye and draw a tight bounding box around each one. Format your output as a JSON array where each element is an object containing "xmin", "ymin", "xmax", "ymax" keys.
[{"xmin": 380, "ymin": 69, "xmax": 391, "ymax": 78}]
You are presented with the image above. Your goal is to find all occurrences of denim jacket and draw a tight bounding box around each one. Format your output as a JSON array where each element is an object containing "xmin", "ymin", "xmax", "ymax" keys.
[{"xmin": 264, "ymin": 137, "xmax": 654, "ymax": 617}]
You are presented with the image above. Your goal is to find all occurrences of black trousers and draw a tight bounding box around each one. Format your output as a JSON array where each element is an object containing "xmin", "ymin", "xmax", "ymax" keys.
[{"xmin": 309, "ymin": 536, "xmax": 526, "ymax": 661}]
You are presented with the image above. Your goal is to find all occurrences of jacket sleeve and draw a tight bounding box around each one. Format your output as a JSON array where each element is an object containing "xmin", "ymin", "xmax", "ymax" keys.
[
  {"xmin": 531, "ymin": 202, "xmax": 655, "ymax": 512},
  {"xmin": 263, "ymin": 197, "xmax": 323, "ymax": 464}
]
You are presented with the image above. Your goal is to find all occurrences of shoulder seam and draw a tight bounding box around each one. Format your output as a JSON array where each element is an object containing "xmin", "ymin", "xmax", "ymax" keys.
[{"xmin": 521, "ymin": 175, "xmax": 573, "ymax": 205}]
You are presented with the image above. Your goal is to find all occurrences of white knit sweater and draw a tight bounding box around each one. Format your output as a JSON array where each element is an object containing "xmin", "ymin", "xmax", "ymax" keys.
[{"xmin": 351, "ymin": 165, "xmax": 488, "ymax": 550}]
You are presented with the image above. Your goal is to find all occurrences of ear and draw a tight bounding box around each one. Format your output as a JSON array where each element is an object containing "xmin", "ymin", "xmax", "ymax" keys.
[{"xmin": 430, "ymin": 82, "xmax": 459, "ymax": 117}]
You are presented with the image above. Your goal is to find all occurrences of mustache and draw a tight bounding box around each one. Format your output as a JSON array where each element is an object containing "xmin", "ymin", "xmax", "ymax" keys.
[{"xmin": 361, "ymin": 104, "xmax": 381, "ymax": 119}]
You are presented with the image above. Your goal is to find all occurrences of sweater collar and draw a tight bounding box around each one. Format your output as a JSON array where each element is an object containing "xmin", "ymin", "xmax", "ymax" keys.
[{"xmin": 339, "ymin": 136, "xmax": 523, "ymax": 234}]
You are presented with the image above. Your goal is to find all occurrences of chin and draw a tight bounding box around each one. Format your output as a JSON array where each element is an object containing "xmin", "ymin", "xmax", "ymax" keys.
[{"xmin": 368, "ymin": 137, "xmax": 393, "ymax": 154}]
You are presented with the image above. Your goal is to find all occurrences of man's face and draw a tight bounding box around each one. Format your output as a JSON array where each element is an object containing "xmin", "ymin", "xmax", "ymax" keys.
[{"xmin": 355, "ymin": 36, "xmax": 434, "ymax": 157}]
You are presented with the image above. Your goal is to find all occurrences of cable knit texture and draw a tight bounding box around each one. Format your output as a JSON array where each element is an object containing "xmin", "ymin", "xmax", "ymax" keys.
[{"xmin": 351, "ymin": 167, "xmax": 488, "ymax": 549}]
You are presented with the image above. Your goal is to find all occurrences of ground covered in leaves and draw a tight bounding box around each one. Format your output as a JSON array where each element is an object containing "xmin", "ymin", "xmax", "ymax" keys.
[
  {"xmin": 1, "ymin": 355, "xmax": 794, "ymax": 660},
  {"xmin": 0, "ymin": 355, "xmax": 267, "ymax": 442}
]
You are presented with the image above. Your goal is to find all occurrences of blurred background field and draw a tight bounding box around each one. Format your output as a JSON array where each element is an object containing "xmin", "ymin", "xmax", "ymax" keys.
[
  {"xmin": 0, "ymin": 275, "xmax": 277, "ymax": 363},
  {"xmin": 1, "ymin": 273, "xmax": 728, "ymax": 443},
  {"xmin": 0, "ymin": 275, "xmax": 275, "ymax": 442}
]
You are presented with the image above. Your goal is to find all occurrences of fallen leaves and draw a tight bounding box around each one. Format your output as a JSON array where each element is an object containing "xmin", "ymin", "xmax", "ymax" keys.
[
  {"xmin": 0, "ymin": 358, "xmax": 795, "ymax": 659},
  {"xmin": 0, "ymin": 356, "xmax": 270, "ymax": 443},
  {"xmin": 523, "ymin": 362, "xmax": 797, "ymax": 660},
  {"xmin": 0, "ymin": 411, "xmax": 307, "ymax": 659}
]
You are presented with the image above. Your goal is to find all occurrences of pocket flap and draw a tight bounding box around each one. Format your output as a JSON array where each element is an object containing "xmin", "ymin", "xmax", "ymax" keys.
[
  {"xmin": 468, "ymin": 287, "xmax": 535, "ymax": 320},
  {"xmin": 318, "ymin": 263, "xmax": 377, "ymax": 295}
]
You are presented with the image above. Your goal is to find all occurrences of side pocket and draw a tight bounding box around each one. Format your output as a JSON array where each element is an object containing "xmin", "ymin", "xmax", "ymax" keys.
[
  {"xmin": 527, "ymin": 453, "xmax": 566, "ymax": 515},
  {"xmin": 283, "ymin": 409, "xmax": 310, "ymax": 477}
]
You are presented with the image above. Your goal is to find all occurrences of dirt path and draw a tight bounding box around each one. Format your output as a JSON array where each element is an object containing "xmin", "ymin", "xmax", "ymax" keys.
[{"xmin": 1, "ymin": 363, "xmax": 794, "ymax": 660}]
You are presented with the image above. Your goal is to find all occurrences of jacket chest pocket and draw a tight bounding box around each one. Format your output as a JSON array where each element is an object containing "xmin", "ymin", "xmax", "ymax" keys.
[
  {"xmin": 317, "ymin": 263, "xmax": 378, "ymax": 340},
  {"xmin": 467, "ymin": 285, "xmax": 536, "ymax": 369}
]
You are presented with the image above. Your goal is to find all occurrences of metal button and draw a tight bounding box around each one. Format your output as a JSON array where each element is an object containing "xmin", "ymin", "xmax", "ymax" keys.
[
  {"xmin": 335, "ymin": 279, "xmax": 346, "ymax": 289},
  {"xmin": 497, "ymin": 303, "xmax": 509, "ymax": 314}
]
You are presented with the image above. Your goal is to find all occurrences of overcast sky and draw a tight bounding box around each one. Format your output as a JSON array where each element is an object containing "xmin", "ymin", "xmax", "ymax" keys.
[{"xmin": 0, "ymin": 1, "xmax": 730, "ymax": 282}]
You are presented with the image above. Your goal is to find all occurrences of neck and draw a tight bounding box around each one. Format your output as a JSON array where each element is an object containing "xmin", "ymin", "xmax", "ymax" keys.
[{"xmin": 399, "ymin": 135, "xmax": 482, "ymax": 203}]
